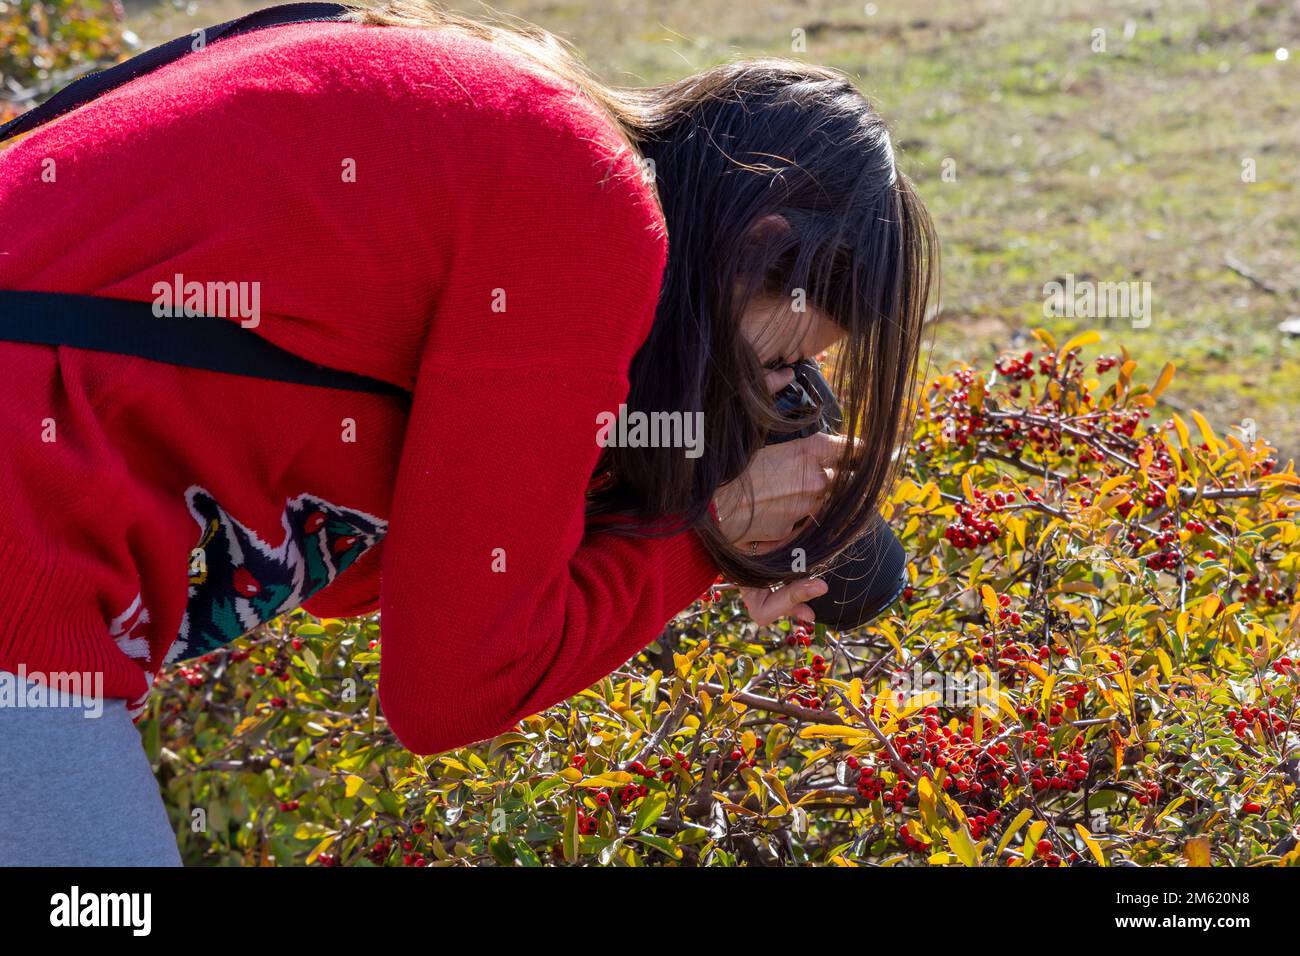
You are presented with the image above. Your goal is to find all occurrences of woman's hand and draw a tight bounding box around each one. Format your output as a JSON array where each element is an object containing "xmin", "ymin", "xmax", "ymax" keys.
[
  {"xmin": 712, "ymin": 367, "xmax": 843, "ymax": 626},
  {"xmin": 712, "ymin": 430, "xmax": 845, "ymax": 553},
  {"xmin": 740, "ymin": 576, "xmax": 828, "ymax": 626}
]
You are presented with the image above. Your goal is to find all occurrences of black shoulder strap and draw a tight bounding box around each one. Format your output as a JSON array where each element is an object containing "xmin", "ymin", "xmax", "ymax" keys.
[
  {"xmin": 0, "ymin": 3, "xmax": 407, "ymax": 399},
  {"xmin": 0, "ymin": 291, "xmax": 408, "ymax": 397},
  {"xmin": 0, "ymin": 3, "xmax": 353, "ymax": 145}
]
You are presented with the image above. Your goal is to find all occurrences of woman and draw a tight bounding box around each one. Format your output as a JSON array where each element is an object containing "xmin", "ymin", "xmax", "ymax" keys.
[{"xmin": 0, "ymin": 0, "xmax": 935, "ymax": 864}]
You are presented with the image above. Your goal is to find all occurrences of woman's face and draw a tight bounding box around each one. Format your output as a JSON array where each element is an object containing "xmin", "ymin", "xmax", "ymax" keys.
[{"xmin": 737, "ymin": 293, "xmax": 846, "ymax": 367}]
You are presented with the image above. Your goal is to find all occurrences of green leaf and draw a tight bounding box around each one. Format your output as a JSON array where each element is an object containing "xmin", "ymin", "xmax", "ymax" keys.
[{"xmin": 631, "ymin": 791, "xmax": 668, "ymax": 833}]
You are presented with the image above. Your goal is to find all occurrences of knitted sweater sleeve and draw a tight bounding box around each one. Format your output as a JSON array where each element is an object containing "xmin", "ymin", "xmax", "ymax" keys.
[{"xmin": 376, "ymin": 71, "xmax": 718, "ymax": 756}]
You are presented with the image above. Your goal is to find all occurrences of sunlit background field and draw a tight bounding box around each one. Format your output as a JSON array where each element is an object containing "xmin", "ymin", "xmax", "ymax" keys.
[{"xmin": 105, "ymin": 0, "xmax": 1300, "ymax": 455}]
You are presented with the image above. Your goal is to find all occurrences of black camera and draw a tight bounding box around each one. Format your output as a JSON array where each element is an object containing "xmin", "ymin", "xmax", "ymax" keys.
[{"xmin": 765, "ymin": 360, "xmax": 908, "ymax": 630}]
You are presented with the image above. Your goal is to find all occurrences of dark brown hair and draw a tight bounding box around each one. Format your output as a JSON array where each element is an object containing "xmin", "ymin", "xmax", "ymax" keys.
[{"xmin": 354, "ymin": 1, "xmax": 938, "ymax": 587}]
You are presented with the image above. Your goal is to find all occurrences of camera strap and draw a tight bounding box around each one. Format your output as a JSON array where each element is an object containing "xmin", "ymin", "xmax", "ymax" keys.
[
  {"xmin": 0, "ymin": 4, "xmax": 405, "ymax": 397},
  {"xmin": 0, "ymin": 290, "xmax": 407, "ymax": 396},
  {"xmin": 0, "ymin": 3, "xmax": 351, "ymax": 144}
]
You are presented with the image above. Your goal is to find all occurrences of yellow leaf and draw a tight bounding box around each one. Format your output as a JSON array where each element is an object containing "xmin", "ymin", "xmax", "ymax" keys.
[
  {"xmin": 1031, "ymin": 328, "xmax": 1058, "ymax": 351},
  {"xmin": 577, "ymin": 772, "xmax": 634, "ymax": 788},
  {"xmin": 995, "ymin": 691, "xmax": 1020, "ymax": 722},
  {"xmin": 1184, "ymin": 836, "xmax": 1211, "ymax": 867},
  {"xmin": 918, "ymin": 776, "xmax": 938, "ymax": 828},
  {"xmin": 1058, "ymin": 329, "xmax": 1100, "ymax": 359},
  {"xmin": 939, "ymin": 790, "xmax": 970, "ymax": 828},
  {"xmin": 1055, "ymin": 581, "xmax": 1101, "ymax": 595},
  {"xmin": 943, "ymin": 826, "xmax": 980, "ymax": 867},
  {"xmin": 305, "ymin": 834, "xmax": 336, "ymax": 866},
  {"xmin": 1095, "ymin": 492, "xmax": 1130, "ymax": 515},
  {"xmin": 1172, "ymin": 414, "xmax": 1191, "ymax": 450},
  {"xmin": 1023, "ymin": 660, "xmax": 1050, "ymax": 683},
  {"xmin": 232, "ymin": 715, "xmax": 263, "ymax": 737},
  {"xmin": 1025, "ymin": 820, "xmax": 1047, "ymax": 861},
  {"xmin": 344, "ymin": 774, "xmax": 366, "ymax": 798},
  {"xmin": 980, "ymin": 584, "xmax": 999, "ymax": 621},
  {"xmin": 996, "ymin": 809, "xmax": 1033, "ymax": 859},
  {"xmin": 799, "ymin": 725, "xmax": 870, "ymax": 743},
  {"xmin": 1155, "ymin": 648, "xmax": 1173, "ymax": 681},
  {"xmin": 1075, "ymin": 823, "xmax": 1107, "ymax": 866},
  {"xmin": 1190, "ymin": 410, "xmax": 1220, "ymax": 455},
  {"xmin": 1097, "ymin": 474, "xmax": 1130, "ymax": 497},
  {"xmin": 1118, "ymin": 359, "xmax": 1137, "ymax": 391},
  {"xmin": 894, "ymin": 479, "xmax": 921, "ymax": 502},
  {"xmin": 1156, "ymin": 795, "xmax": 1188, "ymax": 823},
  {"xmin": 1150, "ymin": 362, "xmax": 1176, "ymax": 399}
]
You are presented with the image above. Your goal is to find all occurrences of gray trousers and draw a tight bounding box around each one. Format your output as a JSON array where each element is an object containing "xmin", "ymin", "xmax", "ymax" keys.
[{"xmin": 0, "ymin": 674, "xmax": 181, "ymax": 866}]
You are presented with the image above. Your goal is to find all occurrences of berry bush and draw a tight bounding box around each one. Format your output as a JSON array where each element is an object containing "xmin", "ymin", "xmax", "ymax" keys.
[
  {"xmin": 141, "ymin": 330, "xmax": 1300, "ymax": 866},
  {"xmin": 0, "ymin": 0, "xmax": 126, "ymax": 123}
]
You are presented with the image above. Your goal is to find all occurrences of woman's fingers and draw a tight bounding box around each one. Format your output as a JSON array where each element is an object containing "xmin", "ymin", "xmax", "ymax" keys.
[
  {"xmin": 709, "ymin": 410, "xmax": 850, "ymax": 548},
  {"xmin": 803, "ymin": 430, "xmax": 848, "ymax": 467},
  {"xmin": 713, "ymin": 439, "xmax": 841, "ymax": 545},
  {"xmin": 740, "ymin": 577, "xmax": 828, "ymax": 626},
  {"xmin": 764, "ymin": 366, "xmax": 796, "ymax": 394}
]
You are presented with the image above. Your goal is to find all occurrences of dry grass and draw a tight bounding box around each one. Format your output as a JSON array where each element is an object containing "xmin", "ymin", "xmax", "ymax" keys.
[{"xmin": 127, "ymin": 0, "xmax": 1300, "ymax": 451}]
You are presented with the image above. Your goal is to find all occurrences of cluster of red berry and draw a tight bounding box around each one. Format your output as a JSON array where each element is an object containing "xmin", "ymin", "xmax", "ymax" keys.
[
  {"xmin": 367, "ymin": 837, "xmax": 391, "ymax": 864},
  {"xmin": 175, "ymin": 663, "xmax": 206, "ymax": 688},
  {"xmin": 994, "ymin": 350, "xmax": 1036, "ymax": 382},
  {"xmin": 617, "ymin": 782, "xmax": 651, "ymax": 806},
  {"xmin": 399, "ymin": 820, "xmax": 432, "ymax": 866},
  {"xmin": 1244, "ymin": 577, "xmax": 1294, "ymax": 607},
  {"xmin": 1142, "ymin": 517, "xmax": 1186, "ymax": 574},
  {"xmin": 782, "ymin": 639, "xmax": 829, "ymax": 708},
  {"xmin": 784, "ymin": 624, "xmax": 815, "ymax": 648},
  {"xmin": 875, "ymin": 771, "xmax": 911, "ymax": 810},
  {"xmin": 1133, "ymin": 780, "xmax": 1162, "ymax": 807},
  {"xmin": 843, "ymin": 693, "xmax": 1107, "ymax": 863},
  {"xmin": 1228, "ymin": 702, "xmax": 1289, "ymax": 738},
  {"xmin": 622, "ymin": 751, "xmax": 692, "ymax": 784},
  {"xmin": 1022, "ymin": 734, "xmax": 1090, "ymax": 792},
  {"xmin": 944, "ymin": 498, "xmax": 1003, "ymax": 550},
  {"xmin": 727, "ymin": 743, "xmax": 758, "ymax": 767}
]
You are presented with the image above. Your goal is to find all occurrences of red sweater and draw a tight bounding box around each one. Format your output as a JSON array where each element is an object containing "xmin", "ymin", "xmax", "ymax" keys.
[{"xmin": 0, "ymin": 21, "xmax": 717, "ymax": 754}]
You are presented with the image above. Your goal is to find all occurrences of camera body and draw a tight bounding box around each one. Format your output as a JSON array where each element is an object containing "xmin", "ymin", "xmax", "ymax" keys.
[{"xmin": 765, "ymin": 360, "xmax": 907, "ymax": 630}]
